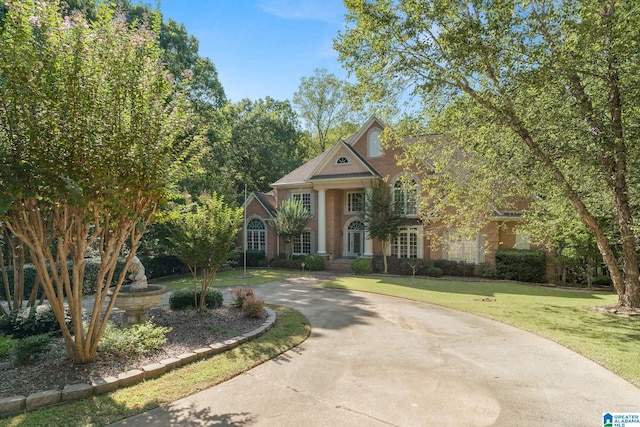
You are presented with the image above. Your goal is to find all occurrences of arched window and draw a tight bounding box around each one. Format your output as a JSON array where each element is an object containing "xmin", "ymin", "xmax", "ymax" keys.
[
  {"xmin": 368, "ymin": 129, "xmax": 382, "ymax": 158},
  {"xmin": 336, "ymin": 156, "xmax": 350, "ymax": 165},
  {"xmin": 246, "ymin": 218, "xmax": 266, "ymax": 252},
  {"xmin": 393, "ymin": 178, "xmax": 418, "ymax": 215}
]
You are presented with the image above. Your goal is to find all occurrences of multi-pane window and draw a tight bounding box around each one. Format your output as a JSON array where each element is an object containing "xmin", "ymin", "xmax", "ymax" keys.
[
  {"xmin": 291, "ymin": 193, "xmax": 312, "ymax": 214},
  {"xmin": 390, "ymin": 228, "xmax": 419, "ymax": 258},
  {"xmin": 246, "ymin": 219, "xmax": 266, "ymax": 251},
  {"xmin": 292, "ymin": 230, "xmax": 311, "ymax": 255},
  {"xmin": 336, "ymin": 156, "xmax": 350, "ymax": 165},
  {"xmin": 444, "ymin": 232, "xmax": 480, "ymax": 263},
  {"xmin": 347, "ymin": 192, "xmax": 364, "ymax": 213},
  {"xmin": 394, "ymin": 178, "xmax": 418, "ymax": 215}
]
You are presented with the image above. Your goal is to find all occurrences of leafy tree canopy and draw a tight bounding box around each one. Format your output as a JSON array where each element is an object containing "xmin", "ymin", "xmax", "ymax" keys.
[{"xmin": 335, "ymin": 0, "xmax": 640, "ymax": 307}]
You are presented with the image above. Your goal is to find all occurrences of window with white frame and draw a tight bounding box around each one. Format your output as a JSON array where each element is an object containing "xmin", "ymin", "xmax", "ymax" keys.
[
  {"xmin": 291, "ymin": 192, "xmax": 312, "ymax": 214},
  {"xmin": 444, "ymin": 231, "xmax": 482, "ymax": 264},
  {"xmin": 515, "ymin": 232, "xmax": 531, "ymax": 250},
  {"xmin": 368, "ymin": 129, "xmax": 382, "ymax": 157},
  {"xmin": 292, "ymin": 230, "xmax": 312, "ymax": 255},
  {"xmin": 347, "ymin": 192, "xmax": 364, "ymax": 213},
  {"xmin": 390, "ymin": 227, "xmax": 419, "ymax": 258},
  {"xmin": 393, "ymin": 178, "xmax": 418, "ymax": 215},
  {"xmin": 246, "ymin": 218, "xmax": 266, "ymax": 251}
]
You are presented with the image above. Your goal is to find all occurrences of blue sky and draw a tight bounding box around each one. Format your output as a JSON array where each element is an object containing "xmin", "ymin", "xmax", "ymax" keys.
[{"xmin": 154, "ymin": 0, "xmax": 350, "ymax": 103}]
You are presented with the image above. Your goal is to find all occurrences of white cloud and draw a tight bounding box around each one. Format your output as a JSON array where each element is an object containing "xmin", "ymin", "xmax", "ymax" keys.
[{"xmin": 257, "ymin": 0, "xmax": 345, "ymax": 24}]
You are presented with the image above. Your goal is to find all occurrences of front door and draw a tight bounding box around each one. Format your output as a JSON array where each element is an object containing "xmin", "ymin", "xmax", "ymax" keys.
[{"xmin": 346, "ymin": 220, "xmax": 365, "ymax": 257}]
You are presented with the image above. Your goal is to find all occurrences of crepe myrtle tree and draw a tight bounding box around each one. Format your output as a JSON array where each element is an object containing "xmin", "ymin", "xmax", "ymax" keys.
[
  {"xmin": 170, "ymin": 193, "xmax": 243, "ymax": 311},
  {"xmin": 0, "ymin": 1, "xmax": 199, "ymax": 362}
]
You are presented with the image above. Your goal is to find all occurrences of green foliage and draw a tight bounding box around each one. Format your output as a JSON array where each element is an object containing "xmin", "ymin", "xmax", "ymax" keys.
[
  {"xmin": 237, "ymin": 250, "xmax": 266, "ymax": 268},
  {"xmin": 170, "ymin": 192, "xmax": 243, "ymax": 311},
  {"xmin": 241, "ymin": 296, "xmax": 265, "ymax": 318},
  {"xmin": 425, "ymin": 267, "xmax": 443, "ymax": 278},
  {"xmin": 169, "ymin": 288, "xmax": 224, "ymax": 310},
  {"xmin": 351, "ymin": 257, "xmax": 372, "ymax": 275},
  {"xmin": 0, "ymin": 305, "xmax": 71, "ymax": 339},
  {"xmin": 0, "ymin": 334, "xmax": 17, "ymax": 357},
  {"xmin": 98, "ymin": 322, "xmax": 171, "ymax": 356},
  {"xmin": 495, "ymin": 250, "xmax": 547, "ymax": 283},
  {"xmin": 137, "ymin": 255, "xmax": 186, "ymax": 280},
  {"xmin": 360, "ymin": 178, "xmax": 403, "ymax": 273},
  {"xmin": 270, "ymin": 199, "xmax": 313, "ymax": 260},
  {"xmin": 293, "ymin": 68, "xmax": 357, "ymax": 157},
  {"xmin": 0, "ymin": 263, "xmax": 41, "ymax": 300},
  {"xmin": 336, "ymin": 0, "xmax": 640, "ymax": 306},
  {"xmin": 432, "ymin": 260, "xmax": 476, "ymax": 277},
  {"xmin": 592, "ymin": 276, "xmax": 613, "ymax": 287},
  {"xmin": 230, "ymin": 287, "xmax": 255, "ymax": 309},
  {"xmin": 13, "ymin": 334, "xmax": 52, "ymax": 365},
  {"xmin": 303, "ymin": 255, "xmax": 324, "ymax": 271}
]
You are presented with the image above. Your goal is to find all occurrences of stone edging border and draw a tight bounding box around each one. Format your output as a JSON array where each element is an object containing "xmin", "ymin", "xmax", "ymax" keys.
[{"xmin": 0, "ymin": 307, "xmax": 276, "ymax": 415}]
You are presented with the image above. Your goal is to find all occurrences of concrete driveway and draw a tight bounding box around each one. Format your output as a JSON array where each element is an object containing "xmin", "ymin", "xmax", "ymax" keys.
[{"xmin": 111, "ymin": 274, "xmax": 640, "ymax": 426}]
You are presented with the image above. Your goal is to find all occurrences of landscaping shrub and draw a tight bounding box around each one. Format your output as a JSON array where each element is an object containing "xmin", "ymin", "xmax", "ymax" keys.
[
  {"xmin": 236, "ymin": 250, "xmax": 266, "ymax": 268},
  {"xmin": 303, "ymin": 255, "xmax": 324, "ymax": 271},
  {"xmin": 592, "ymin": 275, "xmax": 613, "ymax": 287},
  {"xmin": 0, "ymin": 263, "xmax": 42, "ymax": 301},
  {"xmin": 98, "ymin": 321, "xmax": 171, "ymax": 356},
  {"xmin": 169, "ymin": 288, "xmax": 224, "ymax": 310},
  {"xmin": 476, "ymin": 262, "xmax": 496, "ymax": 279},
  {"xmin": 0, "ymin": 335, "xmax": 17, "ymax": 357},
  {"xmin": 372, "ymin": 256, "xmax": 435, "ymax": 276},
  {"xmin": 351, "ymin": 258, "xmax": 372, "ymax": 275},
  {"xmin": 242, "ymin": 296, "xmax": 265, "ymax": 318},
  {"xmin": 137, "ymin": 254, "xmax": 186, "ymax": 279},
  {"xmin": 230, "ymin": 287, "xmax": 255, "ymax": 308},
  {"xmin": 495, "ymin": 249, "xmax": 546, "ymax": 283},
  {"xmin": 80, "ymin": 257, "xmax": 127, "ymax": 295},
  {"xmin": 433, "ymin": 260, "xmax": 475, "ymax": 277},
  {"xmin": 424, "ymin": 267, "xmax": 443, "ymax": 278},
  {"xmin": 13, "ymin": 334, "xmax": 51, "ymax": 365},
  {"xmin": 0, "ymin": 305, "xmax": 71, "ymax": 339}
]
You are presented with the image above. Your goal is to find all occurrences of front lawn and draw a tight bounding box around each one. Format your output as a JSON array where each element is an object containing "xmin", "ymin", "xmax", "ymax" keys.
[
  {"xmin": 318, "ymin": 276, "xmax": 640, "ymax": 387},
  {"xmin": 153, "ymin": 268, "xmax": 300, "ymax": 291}
]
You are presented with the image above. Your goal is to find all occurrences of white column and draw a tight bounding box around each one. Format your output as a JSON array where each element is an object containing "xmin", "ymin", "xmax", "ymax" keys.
[
  {"xmin": 364, "ymin": 236, "xmax": 373, "ymax": 257},
  {"xmin": 317, "ymin": 189, "xmax": 327, "ymax": 254}
]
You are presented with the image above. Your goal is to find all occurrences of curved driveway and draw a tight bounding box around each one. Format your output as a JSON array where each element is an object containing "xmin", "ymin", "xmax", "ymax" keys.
[{"xmin": 112, "ymin": 274, "xmax": 640, "ymax": 426}]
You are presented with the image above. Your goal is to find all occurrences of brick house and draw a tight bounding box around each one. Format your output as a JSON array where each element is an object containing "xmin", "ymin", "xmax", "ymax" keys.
[{"xmin": 242, "ymin": 116, "xmax": 533, "ymax": 267}]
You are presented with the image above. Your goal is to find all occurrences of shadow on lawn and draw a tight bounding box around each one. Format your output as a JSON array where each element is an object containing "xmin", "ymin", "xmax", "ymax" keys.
[{"xmin": 346, "ymin": 274, "xmax": 615, "ymax": 300}]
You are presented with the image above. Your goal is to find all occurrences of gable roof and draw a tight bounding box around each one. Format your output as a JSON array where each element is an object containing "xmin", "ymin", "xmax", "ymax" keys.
[
  {"xmin": 244, "ymin": 191, "xmax": 277, "ymax": 218},
  {"xmin": 272, "ymin": 116, "xmax": 386, "ymax": 187}
]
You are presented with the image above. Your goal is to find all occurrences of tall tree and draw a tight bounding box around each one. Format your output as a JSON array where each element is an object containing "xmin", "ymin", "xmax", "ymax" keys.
[
  {"xmin": 0, "ymin": 1, "xmax": 197, "ymax": 362},
  {"xmin": 360, "ymin": 178, "xmax": 403, "ymax": 274},
  {"xmin": 293, "ymin": 68, "xmax": 355, "ymax": 157},
  {"xmin": 171, "ymin": 193, "xmax": 242, "ymax": 311},
  {"xmin": 336, "ymin": 0, "xmax": 640, "ymax": 307},
  {"xmin": 271, "ymin": 199, "xmax": 313, "ymax": 260}
]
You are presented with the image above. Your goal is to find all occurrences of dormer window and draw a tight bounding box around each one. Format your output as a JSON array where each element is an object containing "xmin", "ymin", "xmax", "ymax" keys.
[
  {"xmin": 336, "ymin": 156, "xmax": 350, "ymax": 165},
  {"xmin": 368, "ymin": 129, "xmax": 382, "ymax": 158}
]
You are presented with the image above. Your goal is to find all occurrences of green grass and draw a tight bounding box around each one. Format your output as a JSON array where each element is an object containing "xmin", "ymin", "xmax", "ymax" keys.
[
  {"xmin": 318, "ymin": 275, "xmax": 640, "ymax": 387},
  {"xmin": 0, "ymin": 305, "xmax": 310, "ymax": 427},
  {"xmin": 153, "ymin": 268, "xmax": 299, "ymax": 291}
]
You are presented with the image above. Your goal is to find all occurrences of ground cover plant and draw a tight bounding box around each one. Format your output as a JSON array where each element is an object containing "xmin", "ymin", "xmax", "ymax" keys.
[
  {"xmin": 318, "ymin": 276, "xmax": 639, "ymax": 387},
  {"xmin": 0, "ymin": 305, "xmax": 310, "ymax": 426},
  {"xmin": 154, "ymin": 268, "xmax": 298, "ymax": 291}
]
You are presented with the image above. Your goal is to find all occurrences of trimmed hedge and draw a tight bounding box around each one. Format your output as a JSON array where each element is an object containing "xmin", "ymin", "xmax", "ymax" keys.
[
  {"xmin": 270, "ymin": 258, "xmax": 303, "ymax": 269},
  {"xmin": 351, "ymin": 258, "xmax": 372, "ymax": 274},
  {"xmin": 137, "ymin": 254, "xmax": 186, "ymax": 280},
  {"xmin": 235, "ymin": 250, "xmax": 267, "ymax": 268},
  {"xmin": 303, "ymin": 255, "xmax": 324, "ymax": 271},
  {"xmin": 169, "ymin": 288, "xmax": 224, "ymax": 310},
  {"xmin": 495, "ymin": 249, "xmax": 547, "ymax": 283},
  {"xmin": 432, "ymin": 259, "xmax": 475, "ymax": 277}
]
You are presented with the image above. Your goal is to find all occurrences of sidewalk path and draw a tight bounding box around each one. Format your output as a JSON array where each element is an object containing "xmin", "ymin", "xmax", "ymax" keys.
[{"xmin": 110, "ymin": 274, "xmax": 640, "ymax": 426}]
